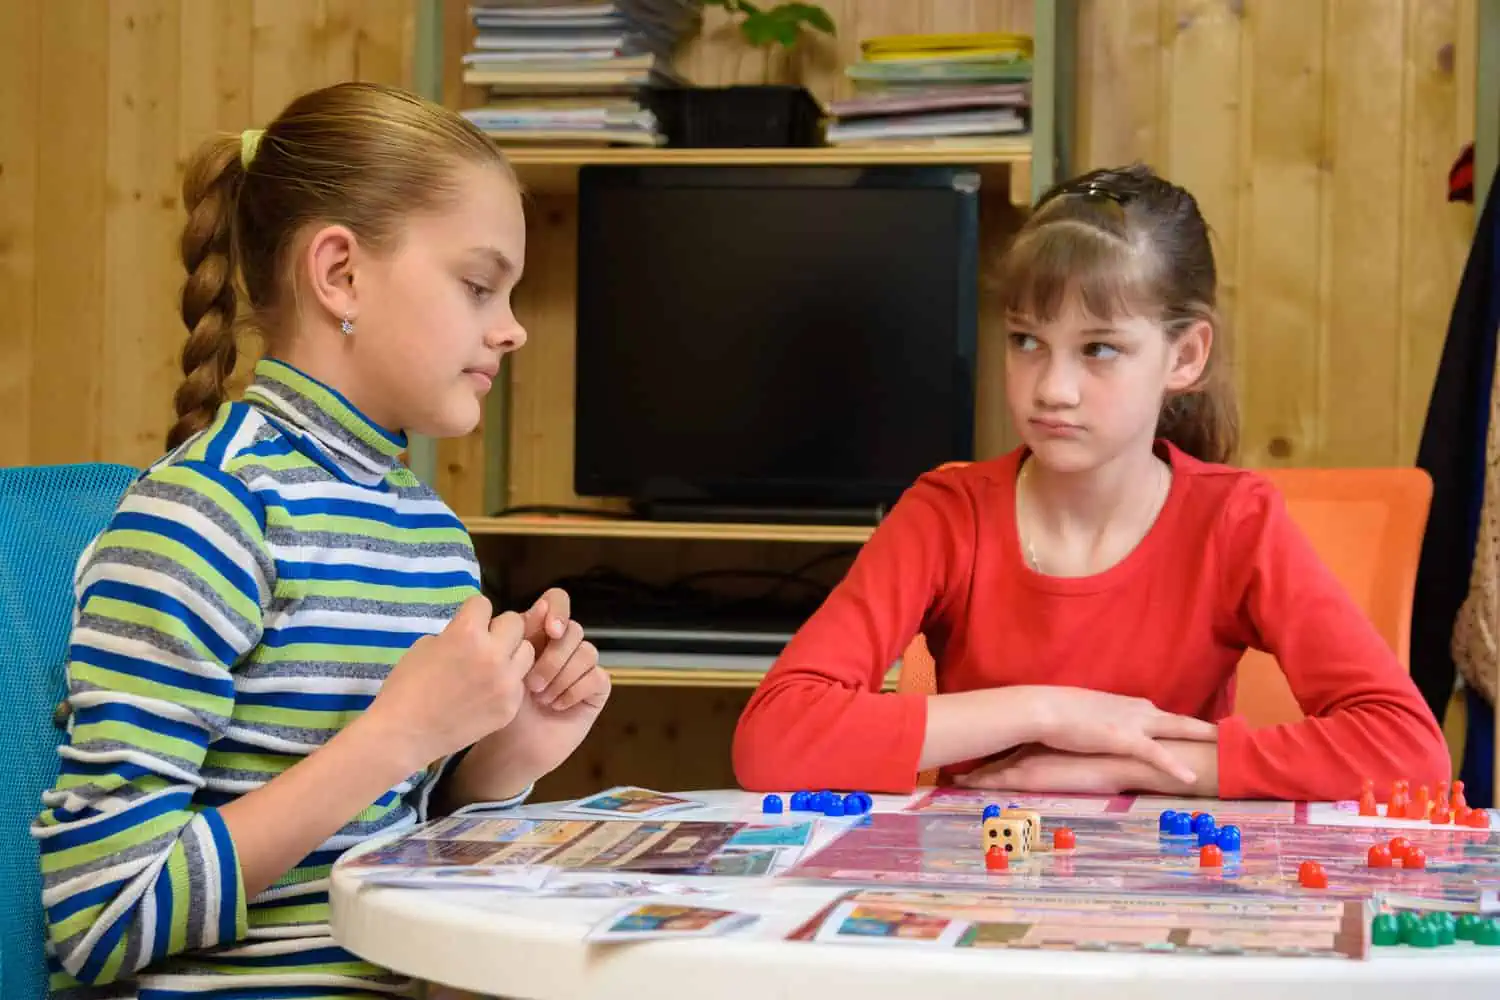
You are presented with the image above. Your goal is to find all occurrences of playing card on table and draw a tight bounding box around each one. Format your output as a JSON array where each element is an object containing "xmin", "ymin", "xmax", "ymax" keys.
[
  {"xmin": 560, "ymin": 786, "xmax": 704, "ymax": 818},
  {"xmin": 585, "ymin": 901, "xmax": 760, "ymax": 941}
]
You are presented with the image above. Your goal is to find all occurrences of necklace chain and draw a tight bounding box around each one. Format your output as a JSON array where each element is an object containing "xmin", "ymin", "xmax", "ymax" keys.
[{"xmin": 1017, "ymin": 458, "xmax": 1167, "ymax": 574}]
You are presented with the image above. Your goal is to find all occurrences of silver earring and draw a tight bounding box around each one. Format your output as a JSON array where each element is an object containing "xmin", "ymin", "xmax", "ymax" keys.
[{"xmin": 340, "ymin": 314, "xmax": 354, "ymax": 336}]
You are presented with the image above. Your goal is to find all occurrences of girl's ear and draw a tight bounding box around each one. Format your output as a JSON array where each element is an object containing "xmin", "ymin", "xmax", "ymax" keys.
[
  {"xmin": 303, "ymin": 222, "xmax": 361, "ymax": 324},
  {"xmin": 1166, "ymin": 319, "xmax": 1213, "ymax": 393}
]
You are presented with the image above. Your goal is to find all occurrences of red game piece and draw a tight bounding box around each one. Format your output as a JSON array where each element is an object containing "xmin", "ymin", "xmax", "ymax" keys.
[
  {"xmin": 1297, "ymin": 860, "xmax": 1328, "ymax": 889},
  {"xmin": 1388, "ymin": 836, "xmax": 1413, "ymax": 860},
  {"xmin": 1199, "ymin": 844, "xmax": 1223, "ymax": 867},
  {"xmin": 1367, "ymin": 844, "xmax": 1393, "ymax": 868},
  {"xmin": 985, "ymin": 845, "xmax": 1009, "ymax": 871},
  {"xmin": 1053, "ymin": 827, "xmax": 1076, "ymax": 850},
  {"xmin": 1452, "ymin": 780, "xmax": 1468, "ymax": 815},
  {"xmin": 1432, "ymin": 802, "xmax": 1452, "ymax": 825},
  {"xmin": 1464, "ymin": 809, "xmax": 1491, "ymax": 829},
  {"xmin": 1358, "ymin": 778, "xmax": 1379, "ymax": 817},
  {"xmin": 1456, "ymin": 806, "xmax": 1474, "ymax": 826},
  {"xmin": 1402, "ymin": 846, "xmax": 1427, "ymax": 869},
  {"xmin": 1412, "ymin": 784, "xmax": 1431, "ymax": 820}
]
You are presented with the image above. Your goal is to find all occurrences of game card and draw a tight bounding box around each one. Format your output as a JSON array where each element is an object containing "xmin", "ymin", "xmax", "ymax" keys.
[
  {"xmin": 351, "ymin": 865, "xmax": 554, "ymax": 892},
  {"xmin": 585, "ymin": 902, "xmax": 760, "ymax": 941},
  {"xmin": 562, "ymin": 786, "xmax": 704, "ymax": 818},
  {"xmin": 812, "ymin": 900, "xmax": 971, "ymax": 947}
]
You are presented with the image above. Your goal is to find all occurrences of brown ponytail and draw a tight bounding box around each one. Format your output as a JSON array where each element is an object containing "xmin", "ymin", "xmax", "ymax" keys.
[
  {"xmin": 168, "ymin": 135, "xmax": 244, "ymax": 450},
  {"xmin": 996, "ymin": 163, "xmax": 1240, "ymax": 464}
]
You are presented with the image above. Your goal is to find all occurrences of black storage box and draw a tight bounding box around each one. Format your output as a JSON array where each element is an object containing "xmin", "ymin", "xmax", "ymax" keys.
[{"xmin": 646, "ymin": 85, "xmax": 824, "ymax": 148}]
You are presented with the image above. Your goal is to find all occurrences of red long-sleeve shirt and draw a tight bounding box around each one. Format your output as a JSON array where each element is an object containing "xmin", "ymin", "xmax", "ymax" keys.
[{"xmin": 732, "ymin": 443, "xmax": 1450, "ymax": 801}]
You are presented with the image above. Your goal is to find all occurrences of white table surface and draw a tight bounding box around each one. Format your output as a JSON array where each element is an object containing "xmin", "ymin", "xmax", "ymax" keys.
[{"xmin": 330, "ymin": 789, "xmax": 1500, "ymax": 1000}]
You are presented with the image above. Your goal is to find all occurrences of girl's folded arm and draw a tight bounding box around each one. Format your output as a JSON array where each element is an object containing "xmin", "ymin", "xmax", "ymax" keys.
[
  {"xmin": 732, "ymin": 471, "xmax": 1040, "ymax": 793},
  {"xmin": 1212, "ymin": 479, "xmax": 1450, "ymax": 801}
]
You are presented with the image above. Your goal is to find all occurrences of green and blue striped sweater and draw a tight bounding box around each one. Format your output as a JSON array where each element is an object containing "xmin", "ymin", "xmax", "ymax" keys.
[{"xmin": 33, "ymin": 358, "xmax": 521, "ymax": 999}]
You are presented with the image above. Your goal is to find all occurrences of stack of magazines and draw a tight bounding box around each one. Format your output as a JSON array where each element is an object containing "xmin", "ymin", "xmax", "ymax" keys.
[
  {"xmin": 826, "ymin": 32, "xmax": 1032, "ymax": 148},
  {"xmin": 460, "ymin": 0, "xmax": 700, "ymax": 147}
]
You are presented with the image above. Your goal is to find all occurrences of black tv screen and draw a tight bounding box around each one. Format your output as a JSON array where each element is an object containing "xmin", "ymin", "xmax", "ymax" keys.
[{"xmin": 574, "ymin": 164, "xmax": 980, "ymax": 518}]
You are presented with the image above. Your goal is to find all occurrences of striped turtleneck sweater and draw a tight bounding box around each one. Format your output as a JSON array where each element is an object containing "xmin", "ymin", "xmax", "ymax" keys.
[{"xmin": 33, "ymin": 358, "xmax": 520, "ymax": 999}]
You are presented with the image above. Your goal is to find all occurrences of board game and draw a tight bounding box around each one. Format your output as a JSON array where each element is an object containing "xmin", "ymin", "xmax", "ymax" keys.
[{"xmin": 791, "ymin": 788, "xmax": 1500, "ymax": 907}]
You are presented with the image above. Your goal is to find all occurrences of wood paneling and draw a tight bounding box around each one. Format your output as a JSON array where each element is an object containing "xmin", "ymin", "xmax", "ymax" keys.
[
  {"xmin": 1076, "ymin": 0, "xmax": 1476, "ymax": 468},
  {"xmin": 0, "ymin": 0, "xmax": 415, "ymax": 472}
]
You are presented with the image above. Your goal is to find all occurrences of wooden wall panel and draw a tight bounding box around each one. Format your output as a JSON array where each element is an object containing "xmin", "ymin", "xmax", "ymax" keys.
[
  {"xmin": 1075, "ymin": 0, "xmax": 1476, "ymax": 468},
  {"xmin": 0, "ymin": 0, "xmax": 415, "ymax": 472}
]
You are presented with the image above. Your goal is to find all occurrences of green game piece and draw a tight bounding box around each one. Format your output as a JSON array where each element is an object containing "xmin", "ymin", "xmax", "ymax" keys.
[
  {"xmin": 1396, "ymin": 910, "xmax": 1422, "ymax": 939},
  {"xmin": 1429, "ymin": 912, "xmax": 1457, "ymax": 945},
  {"xmin": 1371, "ymin": 913, "xmax": 1401, "ymax": 946},
  {"xmin": 1457, "ymin": 913, "xmax": 1484, "ymax": 941},
  {"xmin": 1404, "ymin": 921, "xmax": 1440, "ymax": 948},
  {"xmin": 1476, "ymin": 917, "xmax": 1500, "ymax": 946}
]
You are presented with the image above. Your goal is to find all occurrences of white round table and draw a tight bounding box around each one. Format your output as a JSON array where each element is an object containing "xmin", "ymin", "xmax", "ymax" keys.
[{"xmin": 330, "ymin": 790, "xmax": 1500, "ymax": 999}]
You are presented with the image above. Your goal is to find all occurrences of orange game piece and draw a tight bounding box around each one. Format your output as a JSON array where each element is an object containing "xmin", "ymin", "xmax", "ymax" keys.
[
  {"xmin": 1432, "ymin": 802, "xmax": 1452, "ymax": 825},
  {"xmin": 1298, "ymin": 860, "xmax": 1328, "ymax": 889},
  {"xmin": 1452, "ymin": 780, "xmax": 1468, "ymax": 814},
  {"xmin": 1367, "ymin": 844, "xmax": 1393, "ymax": 868},
  {"xmin": 1464, "ymin": 809, "xmax": 1491, "ymax": 829},
  {"xmin": 1200, "ymin": 844, "xmax": 1223, "ymax": 867},
  {"xmin": 1456, "ymin": 806, "xmax": 1474, "ymax": 826},
  {"xmin": 1388, "ymin": 836, "xmax": 1412, "ymax": 860},
  {"xmin": 1053, "ymin": 827, "xmax": 1076, "ymax": 850},
  {"xmin": 985, "ymin": 845, "xmax": 1009, "ymax": 871},
  {"xmin": 1402, "ymin": 846, "xmax": 1427, "ymax": 869},
  {"xmin": 1358, "ymin": 779, "xmax": 1379, "ymax": 817},
  {"xmin": 1412, "ymin": 784, "xmax": 1431, "ymax": 820}
]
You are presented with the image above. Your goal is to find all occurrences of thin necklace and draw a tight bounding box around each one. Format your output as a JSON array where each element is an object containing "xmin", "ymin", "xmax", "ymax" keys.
[{"xmin": 1017, "ymin": 458, "xmax": 1168, "ymax": 574}]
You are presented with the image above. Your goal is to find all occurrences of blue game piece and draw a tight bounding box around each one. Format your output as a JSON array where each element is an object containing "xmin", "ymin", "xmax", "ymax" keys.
[
  {"xmin": 1166, "ymin": 813, "xmax": 1193, "ymax": 836},
  {"xmin": 982, "ymin": 804, "xmax": 1002, "ymax": 820},
  {"xmin": 1191, "ymin": 813, "xmax": 1215, "ymax": 835},
  {"xmin": 1215, "ymin": 824, "xmax": 1241, "ymax": 853},
  {"xmin": 789, "ymin": 791, "xmax": 809, "ymax": 811},
  {"xmin": 1197, "ymin": 825, "xmax": 1219, "ymax": 847},
  {"xmin": 823, "ymin": 797, "xmax": 845, "ymax": 817},
  {"xmin": 762, "ymin": 794, "xmax": 783, "ymax": 814},
  {"xmin": 1158, "ymin": 809, "xmax": 1179, "ymax": 833},
  {"xmin": 843, "ymin": 793, "xmax": 871, "ymax": 815}
]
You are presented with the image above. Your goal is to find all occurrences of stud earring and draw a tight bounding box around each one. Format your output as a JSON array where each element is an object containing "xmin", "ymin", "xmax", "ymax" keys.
[{"xmin": 340, "ymin": 314, "xmax": 354, "ymax": 336}]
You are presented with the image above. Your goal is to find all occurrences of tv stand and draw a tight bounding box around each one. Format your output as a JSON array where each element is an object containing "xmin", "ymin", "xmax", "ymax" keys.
[{"xmin": 633, "ymin": 501, "xmax": 886, "ymax": 527}]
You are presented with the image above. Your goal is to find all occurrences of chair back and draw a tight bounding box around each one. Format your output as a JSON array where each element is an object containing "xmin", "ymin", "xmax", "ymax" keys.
[
  {"xmin": 898, "ymin": 465, "xmax": 1432, "ymax": 783},
  {"xmin": 0, "ymin": 463, "xmax": 138, "ymax": 1000}
]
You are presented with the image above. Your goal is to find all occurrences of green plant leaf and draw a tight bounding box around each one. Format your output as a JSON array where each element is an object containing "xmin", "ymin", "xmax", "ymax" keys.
[
  {"xmin": 779, "ymin": 2, "xmax": 836, "ymax": 34},
  {"xmin": 739, "ymin": 11, "xmax": 784, "ymax": 47}
]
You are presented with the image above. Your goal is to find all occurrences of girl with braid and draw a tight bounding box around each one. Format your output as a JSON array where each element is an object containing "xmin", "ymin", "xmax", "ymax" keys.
[{"xmin": 33, "ymin": 82, "xmax": 609, "ymax": 999}]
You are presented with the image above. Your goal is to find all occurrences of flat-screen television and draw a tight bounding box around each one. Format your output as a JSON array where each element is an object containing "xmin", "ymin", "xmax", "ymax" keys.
[{"xmin": 574, "ymin": 164, "xmax": 980, "ymax": 522}]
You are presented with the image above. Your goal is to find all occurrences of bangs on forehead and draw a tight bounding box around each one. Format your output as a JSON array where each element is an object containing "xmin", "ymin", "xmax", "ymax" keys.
[{"xmin": 997, "ymin": 219, "xmax": 1158, "ymax": 325}]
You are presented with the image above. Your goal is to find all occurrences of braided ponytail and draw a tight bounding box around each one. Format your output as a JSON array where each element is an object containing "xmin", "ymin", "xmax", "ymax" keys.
[{"xmin": 167, "ymin": 134, "xmax": 244, "ymax": 451}]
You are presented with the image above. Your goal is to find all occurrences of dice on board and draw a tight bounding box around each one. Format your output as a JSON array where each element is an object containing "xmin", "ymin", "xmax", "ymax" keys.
[
  {"xmin": 981, "ymin": 815, "xmax": 1033, "ymax": 859},
  {"xmin": 1002, "ymin": 807, "xmax": 1041, "ymax": 846}
]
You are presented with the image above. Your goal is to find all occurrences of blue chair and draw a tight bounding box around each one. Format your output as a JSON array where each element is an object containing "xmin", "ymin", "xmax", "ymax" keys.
[{"xmin": 0, "ymin": 463, "xmax": 139, "ymax": 1000}]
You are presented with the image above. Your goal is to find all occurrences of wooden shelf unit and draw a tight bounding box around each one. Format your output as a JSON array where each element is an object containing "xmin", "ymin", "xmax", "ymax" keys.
[
  {"xmin": 464, "ymin": 514, "xmax": 876, "ymax": 545},
  {"xmin": 497, "ymin": 140, "xmax": 1034, "ymax": 205},
  {"xmin": 410, "ymin": 0, "xmax": 1067, "ymax": 798}
]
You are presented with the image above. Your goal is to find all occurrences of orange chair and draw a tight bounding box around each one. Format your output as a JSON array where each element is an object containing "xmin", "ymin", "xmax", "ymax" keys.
[{"xmin": 898, "ymin": 465, "xmax": 1434, "ymax": 786}]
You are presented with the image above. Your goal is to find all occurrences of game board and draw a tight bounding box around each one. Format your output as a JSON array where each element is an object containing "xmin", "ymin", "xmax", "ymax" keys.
[
  {"xmin": 789, "ymin": 887, "xmax": 1370, "ymax": 959},
  {"xmin": 790, "ymin": 791, "xmax": 1500, "ymax": 907},
  {"xmin": 343, "ymin": 815, "xmax": 744, "ymax": 873}
]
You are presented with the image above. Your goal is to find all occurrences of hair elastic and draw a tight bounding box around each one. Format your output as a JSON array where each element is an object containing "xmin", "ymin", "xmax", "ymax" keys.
[{"xmin": 240, "ymin": 128, "xmax": 265, "ymax": 168}]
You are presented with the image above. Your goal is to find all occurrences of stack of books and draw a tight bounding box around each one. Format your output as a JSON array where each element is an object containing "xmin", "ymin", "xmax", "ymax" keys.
[
  {"xmin": 460, "ymin": 0, "xmax": 700, "ymax": 147},
  {"xmin": 826, "ymin": 32, "xmax": 1033, "ymax": 148}
]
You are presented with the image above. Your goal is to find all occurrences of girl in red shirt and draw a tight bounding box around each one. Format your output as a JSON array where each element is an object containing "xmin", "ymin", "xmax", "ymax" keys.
[{"xmin": 732, "ymin": 164, "xmax": 1449, "ymax": 802}]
